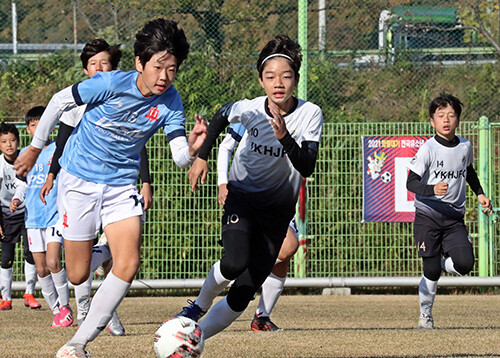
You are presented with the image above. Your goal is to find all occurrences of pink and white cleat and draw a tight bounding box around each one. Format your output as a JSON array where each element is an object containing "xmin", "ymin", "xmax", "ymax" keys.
[{"xmin": 59, "ymin": 305, "xmax": 74, "ymax": 327}]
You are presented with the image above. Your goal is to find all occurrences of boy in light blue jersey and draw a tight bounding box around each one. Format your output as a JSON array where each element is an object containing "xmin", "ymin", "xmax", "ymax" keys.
[
  {"xmin": 15, "ymin": 18, "xmax": 207, "ymax": 358},
  {"xmin": 11, "ymin": 106, "xmax": 72, "ymax": 328}
]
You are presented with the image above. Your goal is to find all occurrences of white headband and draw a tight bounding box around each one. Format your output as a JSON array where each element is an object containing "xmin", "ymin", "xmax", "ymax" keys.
[{"xmin": 261, "ymin": 53, "xmax": 293, "ymax": 67}]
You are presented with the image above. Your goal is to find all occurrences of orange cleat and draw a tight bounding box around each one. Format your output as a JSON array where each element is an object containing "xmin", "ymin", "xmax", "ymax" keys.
[
  {"xmin": 0, "ymin": 299, "xmax": 12, "ymax": 311},
  {"xmin": 23, "ymin": 293, "xmax": 41, "ymax": 309}
]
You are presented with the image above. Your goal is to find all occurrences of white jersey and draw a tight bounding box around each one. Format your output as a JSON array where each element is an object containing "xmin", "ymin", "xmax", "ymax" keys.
[
  {"xmin": 59, "ymin": 104, "xmax": 86, "ymax": 127},
  {"xmin": 0, "ymin": 154, "xmax": 25, "ymax": 219},
  {"xmin": 407, "ymin": 135, "xmax": 473, "ymax": 217},
  {"xmin": 227, "ymin": 96, "xmax": 323, "ymax": 202}
]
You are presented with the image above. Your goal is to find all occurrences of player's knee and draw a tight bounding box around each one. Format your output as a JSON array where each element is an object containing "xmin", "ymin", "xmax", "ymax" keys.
[
  {"xmin": 227, "ymin": 287, "xmax": 254, "ymax": 312},
  {"xmin": 112, "ymin": 257, "xmax": 140, "ymax": 280},
  {"xmin": 36, "ymin": 266, "xmax": 50, "ymax": 278},
  {"xmin": 24, "ymin": 249, "xmax": 35, "ymax": 265},
  {"xmin": 46, "ymin": 257, "xmax": 62, "ymax": 273},
  {"xmin": 452, "ymin": 256, "xmax": 474, "ymax": 275},
  {"xmin": 67, "ymin": 270, "xmax": 90, "ymax": 285},
  {"xmin": 278, "ymin": 239, "xmax": 299, "ymax": 261},
  {"xmin": 1, "ymin": 257, "xmax": 13, "ymax": 269},
  {"xmin": 422, "ymin": 256, "xmax": 441, "ymax": 281},
  {"xmin": 219, "ymin": 255, "xmax": 248, "ymax": 280}
]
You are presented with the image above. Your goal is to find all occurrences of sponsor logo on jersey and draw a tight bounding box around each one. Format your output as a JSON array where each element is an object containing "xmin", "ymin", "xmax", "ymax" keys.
[
  {"xmin": 250, "ymin": 141, "xmax": 286, "ymax": 158},
  {"xmin": 63, "ymin": 212, "xmax": 69, "ymax": 228},
  {"xmin": 146, "ymin": 106, "xmax": 160, "ymax": 122},
  {"xmin": 433, "ymin": 169, "xmax": 466, "ymax": 180}
]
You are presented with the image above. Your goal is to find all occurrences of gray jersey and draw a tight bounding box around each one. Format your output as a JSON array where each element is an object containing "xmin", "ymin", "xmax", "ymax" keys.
[
  {"xmin": 0, "ymin": 154, "xmax": 25, "ymax": 218},
  {"xmin": 228, "ymin": 96, "xmax": 323, "ymax": 203},
  {"xmin": 407, "ymin": 136, "xmax": 473, "ymax": 218}
]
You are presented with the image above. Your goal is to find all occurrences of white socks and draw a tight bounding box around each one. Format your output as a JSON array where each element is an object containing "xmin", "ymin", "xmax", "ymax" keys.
[
  {"xmin": 38, "ymin": 274, "xmax": 60, "ymax": 314},
  {"xmin": 419, "ymin": 276, "xmax": 438, "ymax": 317},
  {"xmin": 0, "ymin": 267, "xmax": 13, "ymax": 301},
  {"xmin": 195, "ymin": 261, "xmax": 231, "ymax": 312},
  {"xmin": 256, "ymin": 273, "xmax": 285, "ymax": 317},
  {"xmin": 69, "ymin": 271, "xmax": 130, "ymax": 348},
  {"xmin": 199, "ymin": 296, "xmax": 243, "ymax": 339},
  {"xmin": 73, "ymin": 273, "xmax": 93, "ymax": 320},
  {"xmin": 441, "ymin": 257, "xmax": 461, "ymax": 275},
  {"xmin": 51, "ymin": 269, "xmax": 70, "ymax": 307},
  {"xmin": 24, "ymin": 261, "xmax": 37, "ymax": 295}
]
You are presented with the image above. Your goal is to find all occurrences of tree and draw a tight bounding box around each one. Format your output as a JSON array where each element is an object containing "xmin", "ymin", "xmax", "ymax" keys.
[{"xmin": 458, "ymin": 0, "xmax": 500, "ymax": 54}]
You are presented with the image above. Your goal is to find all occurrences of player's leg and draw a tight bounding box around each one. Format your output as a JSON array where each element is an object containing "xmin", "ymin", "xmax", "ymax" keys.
[
  {"xmin": 176, "ymin": 195, "xmax": 251, "ymax": 321},
  {"xmin": 21, "ymin": 224, "xmax": 39, "ymax": 308},
  {"xmin": 441, "ymin": 222, "xmax": 474, "ymax": 276},
  {"xmin": 253, "ymin": 225, "xmax": 299, "ymax": 331},
  {"xmin": 200, "ymin": 207, "xmax": 288, "ymax": 339},
  {"xmin": 0, "ymin": 240, "xmax": 16, "ymax": 310},
  {"xmin": 414, "ymin": 217, "xmax": 442, "ymax": 330},
  {"xmin": 65, "ymin": 216, "xmax": 141, "ymax": 350}
]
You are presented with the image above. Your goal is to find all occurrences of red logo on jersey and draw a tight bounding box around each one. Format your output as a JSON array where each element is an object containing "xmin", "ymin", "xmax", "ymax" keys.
[
  {"xmin": 48, "ymin": 157, "xmax": 52, "ymax": 166},
  {"xmin": 63, "ymin": 212, "xmax": 69, "ymax": 228},
  {"xmin": 146, "ymin": 106, "xmax": 159, "ymax": 122}
]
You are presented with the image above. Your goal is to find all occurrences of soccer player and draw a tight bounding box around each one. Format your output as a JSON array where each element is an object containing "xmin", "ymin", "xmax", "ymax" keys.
[
  {"xmin": 406, "ymin": 92, "xmax": 492, "ymax": 329},
  {"xmin": 38, "ymin": 38, "xmax": 149, "ymax": 334},
  {"xmin": 177, "ymin": 34, "xmax": 323, "ymax": 340},
  {"xmin": 0, "ymin": 122, "xmax": 39, "ymax": 311},
  {"xmin": 217, "ymin": 122, "xmax": 299, "ymax": 331},
  {"xmin": 10, "ymin": 106, "xmax": 73, "ymax": 327},
  {"xmin": 14, "ymin": 18, "xmax": 207, "ymax": 358}
]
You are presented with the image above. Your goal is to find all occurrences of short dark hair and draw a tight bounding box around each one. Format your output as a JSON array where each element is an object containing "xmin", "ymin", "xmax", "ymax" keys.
[
  {"xmin": 80, "ymin": 39, "xmax": 122, "ymax": 70},
  {"xmin": 256, "ymin": 35, "xmax": 302, "ymax": 78},
  {"xmin": 25, "ymin": 106, "xmax": 45, "ymax": 125},
  {"xmin": 134, "ymin": 18, "xmax": 189, "ymax": 69},
  {"xmin": 0, "ymin": 122, "xmax": 19, "ymax": 142},
  {"xmin": 429, "ymin": 92, "xmax": 463, "ymax": 120}
]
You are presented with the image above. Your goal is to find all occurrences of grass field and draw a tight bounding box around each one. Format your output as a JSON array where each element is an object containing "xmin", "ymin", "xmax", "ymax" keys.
[{"xmin": 1, "ymin": 294, "xmax": 499, "ymax": 357}]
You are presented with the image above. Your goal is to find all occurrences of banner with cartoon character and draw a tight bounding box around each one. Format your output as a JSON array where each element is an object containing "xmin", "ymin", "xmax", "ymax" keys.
[{"xmin": 362, "ymin": 136, "xmax": 430, "ymax": 222}]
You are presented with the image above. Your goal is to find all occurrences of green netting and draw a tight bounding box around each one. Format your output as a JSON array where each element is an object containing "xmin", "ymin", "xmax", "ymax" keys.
[{"xmin": 10, "ymin": 121, "xmax": 499, "ymax": 283}]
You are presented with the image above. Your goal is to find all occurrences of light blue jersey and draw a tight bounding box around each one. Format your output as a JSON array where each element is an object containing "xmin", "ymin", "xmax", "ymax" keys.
[
  {"xmin": 23, "ymin": 142, "xmax": 58, "ymax": 229},
  {"xmin": 60, "ymin": 70, "xmax": 186, "ymax": 185}
]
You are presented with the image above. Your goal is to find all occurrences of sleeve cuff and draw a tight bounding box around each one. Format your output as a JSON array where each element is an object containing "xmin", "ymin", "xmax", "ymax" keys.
[{"xmin": 31, "ymin": 136, "xmax": 47, "ymax": 149}]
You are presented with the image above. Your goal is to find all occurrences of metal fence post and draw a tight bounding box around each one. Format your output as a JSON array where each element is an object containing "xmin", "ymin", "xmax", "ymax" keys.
[
  {"xmin": 298, "ymin": 0, "xmax": 307, "ymax": 101},
  {"xmin": 477, "ymin": 116, "xmax": 490, "ymax": 276}
]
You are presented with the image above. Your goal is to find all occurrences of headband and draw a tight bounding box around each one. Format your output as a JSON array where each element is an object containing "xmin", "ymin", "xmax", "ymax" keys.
[{"xmin": 260, "ymin": 53, "xmax": 293, "ymax": 67}]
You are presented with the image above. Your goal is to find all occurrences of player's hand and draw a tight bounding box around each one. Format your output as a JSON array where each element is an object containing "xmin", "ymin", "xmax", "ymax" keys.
[
  {"xmin": 141, "ymin": 182, "xmax": 153, "ymax": 211},
  {"xmin": 477, "ymin": 194, "xmax": 493, "ymax": 215},
  {"xmin": 188, "ymin": 114, "xmax": 208, "ymax": 157},
  {"xmin": 0, "ymin": 226, "xmax": 3, "ymax": 240},
  {"xmin": 218, "ymin": 184, "xmax": 228, "ymax": 205},
  {"xmin": 268, "ymin": 102, "xmax": 288, "ymax": 140},
  {"xmin": 433, "ymin": 182, "xmax": 448, "ymax": 196},
  {"xmin": 40, "ymin": 173, "xmax": 55, "ymax": 205},
  {"xmin": 14, "ymin": 146, "xmax": 41, "ymax": 177},
  {"xmin": 188, "ymin": 158, "xmax": 209, "ymax": 191},
  {"xmin": 10, "ymin": 199, "xmax": 20, "ymax": 213}
]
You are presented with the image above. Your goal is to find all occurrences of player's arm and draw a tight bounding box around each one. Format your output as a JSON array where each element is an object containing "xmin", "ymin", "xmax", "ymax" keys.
[
  {"xmin": 406, "ymin": 171, "xmax": 438, "ymax": 196},
  {"xmin": 11, "ymin": 176, "xmax": 27, "ymax": 212},
  {"xmin": 139, "ymin": 146, "xmax": 153, "ymax": 211},
  {"xmin": 189, "ymin": 103, "xmax": 234, "ymax": 191},
  {"xmin": 14, "ymin": 86, "xmax": 78, "ymax": 176},
  {"xmin": 466, "ymin": 164, "xmax": 493, "ymax": 214},
  {"xmin": 217, "ymin": 131, "xmax": 239, "ymax": 205}
]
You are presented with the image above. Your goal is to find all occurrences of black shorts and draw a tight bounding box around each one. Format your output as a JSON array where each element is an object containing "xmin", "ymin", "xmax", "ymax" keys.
[
  {"xmin": 222, "ymin": 186, "xmax": 295, "ymax": 249},
  {"xmin": 413, "ymin": 212, "xmax": 471, "ymax": 257},
  {"xmin": 1, "ymin": 213, "xmax": 26, "ymax": 244}
]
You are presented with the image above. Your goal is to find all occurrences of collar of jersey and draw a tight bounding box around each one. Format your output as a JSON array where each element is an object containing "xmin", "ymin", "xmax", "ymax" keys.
[
  {"xmin": 264, "ymin": 97, "xmax": 298, "ymax": 118},
  {"xmin": 434, "ymin": 134, "xmax": 459, "ymax": 148}
]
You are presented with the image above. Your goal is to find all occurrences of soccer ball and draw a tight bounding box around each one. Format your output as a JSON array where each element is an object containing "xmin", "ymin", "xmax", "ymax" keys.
[
  {"xmin": 154, "ymin": 316, "xmax": 205, "ymax": 358},
  {"xmin": 381, "ymin": 171, "xmax": 392, "ymax": 183}
]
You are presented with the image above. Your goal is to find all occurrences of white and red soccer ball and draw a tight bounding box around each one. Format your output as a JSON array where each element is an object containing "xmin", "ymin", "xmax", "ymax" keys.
[{"xmin": 154, "ymin": 316, "xmax": 205, "ymax": 358}]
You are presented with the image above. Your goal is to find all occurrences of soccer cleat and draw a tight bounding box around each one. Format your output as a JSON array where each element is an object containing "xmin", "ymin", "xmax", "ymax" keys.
[
  {"xmin": 23, "ymin": 293, "xmax": 41, "ymax": 309},
  {"xmin": 418, "ymin": 314, "xmax": 434, "ymax": 330},
  {"xmin": 0, "ymin": 300, "xmax": 12, "ymax": 311},
  {"xmin": 107, "ymin": 311, "xmax": 125, "ymax": 336},
  {"xmin": 56, "ymin": 344, "xmax": 90, "ymax": 358},
  {"xmin": 251, "ymin": 314, "xmax": 282, "ymax": 332},
  {"xmin": 51, "ymin": 313, "xmax": 61, "ymax": 327},
  {"xmin": 175, "ymin": 299, "xmax": 206, "ymax": 322},
  {"xmin": 59, "ymin": 305, "xmax": 74, "ymax": 327}
]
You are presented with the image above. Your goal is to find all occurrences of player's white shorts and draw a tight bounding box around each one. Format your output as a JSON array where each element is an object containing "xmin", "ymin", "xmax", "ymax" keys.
[
  {"xmin": 57, "ymin": 169, "xmax": 145, "ymax": 242},
  {"xmin": 27, "ymin": 227, "xmax": 63, "ymax": 253}
]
